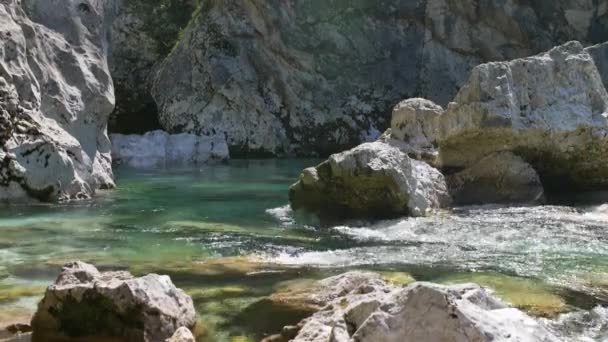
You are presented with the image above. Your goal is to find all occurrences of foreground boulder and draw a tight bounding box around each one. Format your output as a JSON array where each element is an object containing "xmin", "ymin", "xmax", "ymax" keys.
[
  {"xmin": 267, "ymin": 272, "xmax": 559, "ymax": 342},
  {"xmin": 439, "ymin": 41, "xmax": 608, "ymax": 192},
  {"xmin": 111, "ymin": 130, "xmax": 229, "ymax": 169},
  {"xmin": 0, "ymin": 0, "xmax": 116, "ymax": 202},
  {"xmin": 448, "ymin": 151, "xmax": 545, "ymax": 205},
  {"xmin": 289, "ymin": 142, "xmax": 450, "ymax": 218},
  {"xmin": 31, "ymin": 262, "xmax": 196, "ymax": 342}
]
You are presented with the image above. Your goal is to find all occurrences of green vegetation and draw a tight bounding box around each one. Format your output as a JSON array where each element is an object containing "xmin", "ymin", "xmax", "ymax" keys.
[{"xmin": 125, "ymin": 0, "xmax": 204, "ymax": 55}]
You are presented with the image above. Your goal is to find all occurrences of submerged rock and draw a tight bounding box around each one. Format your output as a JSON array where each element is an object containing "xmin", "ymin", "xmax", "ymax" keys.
[
  {"xmin": 0, "ymin": 0, "xmax": 115, "ymax": 202},
  {"xmin": 270, "ymin": 272, "xmax": 388, "ymax": 313},
  {"xmin": 31, "ymin": 261, "xmax": 196, "ymax": 342},
  {"xmin": 152, "ymin": 1, "xmax": 606, "ymax": 156},
  {"xmin": 447, "ymin": 151, "xmax": 545, "ymax": 205},
  {"xmin": 439, "ymin": 41, "xmax": 608, "ymax": 193},
  {"xmin": 289, "ymin": 142, "xmax": 451, "ymax": 218},
  {"xmin": 269, "ymin": 272, "xmax": 560, "ymax": 342},
  {"xmin": 110, "ymin": 130, "xmax": 229, "ymax": 168}
]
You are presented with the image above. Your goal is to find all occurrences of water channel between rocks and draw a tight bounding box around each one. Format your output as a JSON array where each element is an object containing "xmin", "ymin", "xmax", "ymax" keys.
[{"xmin": 0, "ymin": 160, "xmax": 607, "ymax": 341}]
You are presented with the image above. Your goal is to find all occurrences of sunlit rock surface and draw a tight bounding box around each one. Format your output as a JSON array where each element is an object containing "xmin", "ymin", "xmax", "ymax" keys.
[
  {"xmin": 289, "ymin": 142, "xmax": 451, "ymax": 218},
  {"xmin": 267, "ymin": 272, "xmax": 560, "ymax": 342},
  {"xmin": 0, "ymin": 0, "xmax": 115, "ymax": 202},
  {"xmin": 110, "ymin": 130, "xmax": 229, "ymax": 168},
  {"xmin": 31, "ymin": 261, "xmax": 196, "ymax": 342},
  {"xmin": 439, "ymin": 41, "xmax": 608, "ymax": 192}
]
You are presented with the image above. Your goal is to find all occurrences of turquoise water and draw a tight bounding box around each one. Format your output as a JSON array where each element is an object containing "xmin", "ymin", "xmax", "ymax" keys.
[{"xmin": 0, "ymin": 160, "xmax": 607, "ymax": 341}]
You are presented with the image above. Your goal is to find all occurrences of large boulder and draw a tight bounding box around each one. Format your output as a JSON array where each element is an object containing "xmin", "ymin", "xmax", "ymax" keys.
[
  {"xmin": 31, "ymin": 261, "xmax": 196, "ymax": 342},
  {"xmin": 0, "ymin": 0, "xmax": 115, "ymax": 202},
  {"xmin": 268, "ymin": 273, "xmax": 560, "ymax": 342},
  {"xmin": 448, "ymin": 151, "xmax": 545, "ymax": 205},
  {"xmin": 289, "ymin": 142, "xmax": 450, "ymax": 218},
  {"xmin": 439, "ymin": 41, "xmax": 608, "ymax": 193},
  {"xmin": 151, "ymin": 0, "xmax": 607, "ymax": 156},
  {"xmin": 110, "ymin": 130, "xmax": 229, "ymax": 169}
]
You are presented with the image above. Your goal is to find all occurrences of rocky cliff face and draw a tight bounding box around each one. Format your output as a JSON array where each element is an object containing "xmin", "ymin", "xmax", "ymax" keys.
[
  {"xmin": 108, "ymin": 0, "xmax": 196, "ymax": 134},
  {"xmin": 0, "ymin": 0, "xmax": 115, "ymax": 201},
  {"xmin": 152, "ymin": 0, "xmax": 607, "ymax": 156}
]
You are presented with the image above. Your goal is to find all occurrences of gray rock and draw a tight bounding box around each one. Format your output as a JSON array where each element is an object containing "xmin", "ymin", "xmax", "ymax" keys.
[
  {"xmin": 152, "ymin": 0, "xmax": 606, "ymax": 156},
  {"xmin": 108, "ymin": 0, "xmax": 196, "ymax": 134},
  {"xmin": 384, "ymin": 98, "xmax": 444, "ymax": 164},
  {"xmin": 289, "ymin": 142, "xmax": 450, "ymax": 218},
  {"xmin": 31, "ymin": 261, "xmax": 196, "ymax": 342},
  {"xmin": 586, "ymin": 41, "xmax": 608, "ymax": 90},
  {"xmin": 165, "ymin": 327, "xmax": 195, "ymax": 342},
  {"xmin": 448, "ymin": 151, "xmax": 545, "ymax": 205},
  {"xmin": 439, "ymin": 41, "xmax": 608, "ymax": 192},
  {"xmin": 110, "ymin": 130, "xmax": 229, "ymax": 169},
  {"xmin": 273, "ymin": 273, "xmax": 560, "ymax": 342},
  {"xmin": 1, "ymin": 0, "xmax": 116, "ymax": 202}
]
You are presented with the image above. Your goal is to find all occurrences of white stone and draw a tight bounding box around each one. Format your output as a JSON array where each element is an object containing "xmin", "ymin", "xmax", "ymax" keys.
[
  {"xmin": 32, "ymin": 261, "xmax": 196, "ymax": 342},
  {"xmin": 289, "ymin": 142, "xmax": 450, "ymax": 218},
  {"xmin": 275, "ymin": 273, "xmax": 561, "ymax": 342},
  {"xmin": 0, "ymin": 0, "xmax": 115, "ymax": 202},
  {"xmin": 165, "ymin": 327, "xmax": 195, "ymax": 342},
  {"xmin": 439, "ymin": 41, "xmax": 608, "ymax": 190},
  {"xmin": 110, "ymin": 130, "xmax": 229, "ymax": 169}
]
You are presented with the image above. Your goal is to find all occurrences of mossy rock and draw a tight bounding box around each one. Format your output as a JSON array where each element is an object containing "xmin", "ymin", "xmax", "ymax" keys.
[
  {"xmin": 433, "ymin": 272, "xmax": 567, "ymax": 317},
  {"xmin": 186, "ymin": 286, "xmax": 252, "ymax": 301},
  {"xmin": 378, "ymin": 271, "xmax": 416, "ymax": 286},
  {"xmin": 0, "ymin": 284, "xmax": 46, "ymax": 304}
]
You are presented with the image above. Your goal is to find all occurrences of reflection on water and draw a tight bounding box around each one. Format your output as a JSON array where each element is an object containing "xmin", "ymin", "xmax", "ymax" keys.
[{"xmin": 0, "ymin": 160, "xmax": 606, "ymax": 341}]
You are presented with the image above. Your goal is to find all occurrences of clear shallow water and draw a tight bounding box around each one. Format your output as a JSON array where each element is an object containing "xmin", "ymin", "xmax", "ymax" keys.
[{"xmin": 0, "ymin": 160, "xmax": 607, "ymax": 341}]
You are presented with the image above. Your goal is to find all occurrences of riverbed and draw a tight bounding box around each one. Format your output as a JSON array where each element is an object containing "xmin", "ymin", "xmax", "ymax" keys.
[{"xmin": 0, "ymin": 160, "xmax": 607, "ymax": 341}]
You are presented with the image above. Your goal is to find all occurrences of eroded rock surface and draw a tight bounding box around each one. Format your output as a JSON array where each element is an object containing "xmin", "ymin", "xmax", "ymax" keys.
[
  {"xmin": 108, "ymin": 0, "xmax": 196, "ymax": 134},
  {"xmin": 439, "ymin": 41, "xmax": 608, "ymax": 192},
  {"xmin": 31, "ymin": 261, "xmax": 196, "ymax": 342},
  {"xmin": 111, "ymin": 130, "xmax": 229, "ymax": 169},
  {"xmin": 268, "ymin": 272, "xmax": 560, "ymax": 342},
  {"xmin": 152, "ymin": 0, "xmax": 607, "ymax": 156},
  {"xmin": 1, "ymin": 0, "xmax": 116, "ymax": 202},
  {"xmin": 448, "ymin": 151, "xmax": 545, "ymax": 205},
  {"xmin": 289, "ymin": 142, "xmax": 450, "ymax": 218}
]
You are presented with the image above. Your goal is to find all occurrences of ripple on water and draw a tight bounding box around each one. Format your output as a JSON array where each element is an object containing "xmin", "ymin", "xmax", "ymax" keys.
[
  {"xmin": 268, "ymin": 205, "xmax": 608, "ymax": 294},
  {"xmin": 0, "ymin": 164, "xmax": 607, "ymax": 341}
]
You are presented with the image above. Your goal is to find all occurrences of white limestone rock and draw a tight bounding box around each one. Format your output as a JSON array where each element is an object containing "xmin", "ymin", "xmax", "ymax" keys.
[
  {"xmin": 391, "ymin": 98, "xmax": 444, "ymax": 149},
  {"xmin": 165, "ymin": 327, "xmax": 195, "ymax": 342},
  {"xmin": 31, "ymin": 261, "xmax": 196, "ymax": 342},
  {"xmin": 439, "ymin": 41, "xmax": 608, "ymax": 191},
  {"xmin": 110, "ymin": 130, "xmax": 229, "ymax": 169},
  {"xmin": 289, "ymin": 142, "xmax": 450, "ymax": 218},
  {"xmin": 0, "ymin": 0, "xmax": 116, "ymax": 202},
  {"xmin": 271, "ymin": 273, "xmax": 560, "ymax": 342}
]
